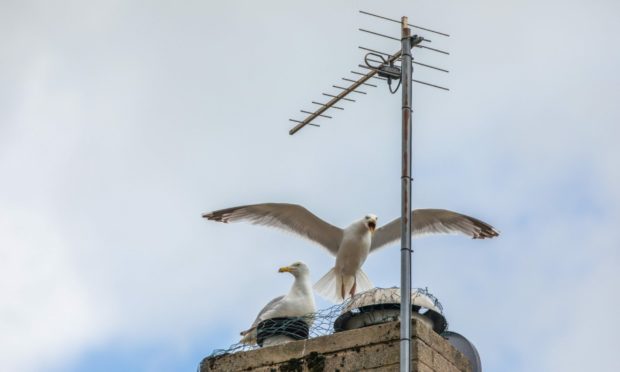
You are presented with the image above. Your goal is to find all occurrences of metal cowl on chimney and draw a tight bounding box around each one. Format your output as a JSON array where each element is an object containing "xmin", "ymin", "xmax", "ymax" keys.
[{"xmin": 334, "ymin": 287, "xmax": 448, "ymax": 334}]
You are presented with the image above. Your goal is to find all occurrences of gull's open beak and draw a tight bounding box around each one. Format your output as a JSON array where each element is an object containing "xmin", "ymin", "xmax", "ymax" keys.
[
  {"xmin": 278, "ymin": 266, "xmax": 292, "ymax": 273},
  {"xmin": 368, "ymin": 221, "xmax": 376, "ymax": 233}
]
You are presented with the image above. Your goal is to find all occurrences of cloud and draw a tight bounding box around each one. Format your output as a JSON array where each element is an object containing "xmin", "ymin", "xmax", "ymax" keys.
[
  {"xmin": 1, "ymin": 0, "xmax": 619, "ymax": 371},
  {"xmin": 0, "ymin": 211, "xmax": 105, "ymax": 372}
]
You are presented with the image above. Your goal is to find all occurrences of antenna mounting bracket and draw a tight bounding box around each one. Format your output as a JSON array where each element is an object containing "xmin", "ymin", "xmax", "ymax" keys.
[{"xmin": 378, "ymin": 65, "xmax": 401, "ymax": 80}]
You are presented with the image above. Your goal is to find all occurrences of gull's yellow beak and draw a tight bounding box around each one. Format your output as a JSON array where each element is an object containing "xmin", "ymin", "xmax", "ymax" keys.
[
  {"xmin": 278, "ymin": 266, "xmax": 292, "ymax": 273},
  {"xmin": 368, "ymin": 221, "xmax": 376, "ymax": 233}
]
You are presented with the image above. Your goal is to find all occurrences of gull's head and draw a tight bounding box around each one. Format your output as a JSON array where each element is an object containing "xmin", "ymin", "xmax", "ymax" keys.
[
  {"xmin": 364, "ymin": 214, "xmax": 378, "ymax": 233},
  {"xmin": 278, "ymin": 261, "xmax": 309, "ymax": 278}
]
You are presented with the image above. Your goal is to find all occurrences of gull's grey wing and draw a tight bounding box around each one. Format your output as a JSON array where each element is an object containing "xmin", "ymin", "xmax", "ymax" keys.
[
  {"xmin": 240, "ymin": 295, "xmax": 285, "ymax": 336},
  {"xmin": 203, "ymin": 203, "xmax": 343, "ymax": 255},
  {"xmin": 370, "ymin": 209, "xmax": 499, "ymax": 252},
  {"xmin": 251, "ymin": 295, "xmax": 285, "ymax": 328}
]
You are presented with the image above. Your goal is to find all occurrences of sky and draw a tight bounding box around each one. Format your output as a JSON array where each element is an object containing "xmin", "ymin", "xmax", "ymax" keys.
[{"xmin": 1, "ymin": 0, "xmax": 619, "ymax": 371}]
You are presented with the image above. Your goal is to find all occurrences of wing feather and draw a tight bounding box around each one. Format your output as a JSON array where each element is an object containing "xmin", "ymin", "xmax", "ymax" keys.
[
  {"xmin": 203, "ymin": 203, "xmax": 343, "ymax": 255},
  {"xmin": 252, "ymin": 295, "xmax": 285, "ymax": 327},
  {"xmin": 370, "ymin": 209, "xmax": 499, "ymax": 252},
  {"xmin": 240, "ymin": 295, "xmax": 285, "ymax": 337}
]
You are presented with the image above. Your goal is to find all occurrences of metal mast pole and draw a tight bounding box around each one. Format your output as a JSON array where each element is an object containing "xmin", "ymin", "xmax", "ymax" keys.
[{"xmin": 399, "ymin": 16, "xmax": 413, "ymax": 372}]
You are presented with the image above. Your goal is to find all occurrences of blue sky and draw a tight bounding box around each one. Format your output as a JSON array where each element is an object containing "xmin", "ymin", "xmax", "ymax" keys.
[{"xmin": 1, "ymin": 0, "xmax": 619, "ymax": 371}]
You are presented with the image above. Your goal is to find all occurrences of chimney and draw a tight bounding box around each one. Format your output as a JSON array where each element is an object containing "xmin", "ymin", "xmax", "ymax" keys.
[
  {"xmin": 200, "ymin": 319, "xmax": 475, "ymax": 371},
  {"xmin": 200, "ymin": 288, "xmax": 480, "ymax": 371}
]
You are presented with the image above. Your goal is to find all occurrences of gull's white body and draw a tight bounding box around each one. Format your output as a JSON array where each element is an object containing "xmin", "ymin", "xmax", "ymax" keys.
[
  {"xmin": 258, "ymin": 275, "xmax": 314, "ymax": 322},
  {"xmin": 240, "ymin": 262, "xmax": 315, "ymax": 344},
  {"xmin": 315, "ymin": 219, "xmax": 374, "ymax": 302},
  {"xmin": 336, "ymin": 220, "xmax": 372, "ymax": 276}
]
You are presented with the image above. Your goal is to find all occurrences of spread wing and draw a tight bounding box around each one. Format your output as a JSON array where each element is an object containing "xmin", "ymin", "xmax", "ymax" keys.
[
  {"xmin": 203, "ymin": 203, "xmax": 343, "ymax": 255},
  {"xmin": 370, "ymin": 209, "xmax": 499, "ymax": 252}
]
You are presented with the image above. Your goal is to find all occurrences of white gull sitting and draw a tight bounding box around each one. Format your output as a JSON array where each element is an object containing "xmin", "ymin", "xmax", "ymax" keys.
[{"xmin": 239, "ymin": 261, "xmax": 315, "ymax": 344}]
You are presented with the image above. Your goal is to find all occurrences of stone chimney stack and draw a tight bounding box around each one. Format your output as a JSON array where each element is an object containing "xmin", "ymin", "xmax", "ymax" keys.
[{"xmin": 200, "ymin": 319, "xmax": 472, "ymax": 372}]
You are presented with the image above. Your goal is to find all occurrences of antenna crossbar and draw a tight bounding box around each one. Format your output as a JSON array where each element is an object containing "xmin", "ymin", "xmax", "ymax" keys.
[
  {"xmin": 351, "ymin": 70, "xmax": 387, "ymax": 81},
  {"xmin": 322, "ymin": 93, "xmax": 356, "ymax": 102},
  {"xmin": 301, "ymin": 110, "xmax": 332, "ymax": 118},
  {"xmin": 333, "ymin": 85, "xmax": 367, "ymax": 94},
  {"xmin": 359, "ymin": 28, "xmax": 432, "ymax": 43},
  {"xmin": 416, "ymin": 44, "xmax": 450, "ymax": 55},
  {"xmin": 359, "ymin": 10, "xmax": 450, "ymax": 37},
  {"xmin": 289, "ymin": 49, "xmax": 402, "ymax": 135},
  {"xmin": 312, "ymin": 101, "xmax": 344, "ymax": 110},
  {"xmin": 288, "ymin": 119, "xmax": 320, "ymax": 127},
  {"xmin": 358, "ymin": 65, "xmax": 449, "ymax": 91},
  {"xmin": 360, "ymin": 46, "xmax": 449, "ymax": 73},
  {"xmin": 359, "ymin": 28, "xmax": 401, "ymax": 42},
  {"xmin": 342, "ymin": 77, "xmax": 377, "ymax": 87}
]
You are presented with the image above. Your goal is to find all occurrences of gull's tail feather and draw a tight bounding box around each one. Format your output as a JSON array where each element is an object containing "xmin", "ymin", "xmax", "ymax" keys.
[
  {"xmin": 355, "ymin": 269, "xmax": 374, "ymax": 294},
  {"xmin": 314, "ymin": 267, "xmax": 343, "ymax": 303},
  {"xmin": 314, "ymin": 268, "xmax": 374, "ymax": 303},
  {"xmin": 239, "ymin": 327, "xmax": 257, "ymax": 344}
]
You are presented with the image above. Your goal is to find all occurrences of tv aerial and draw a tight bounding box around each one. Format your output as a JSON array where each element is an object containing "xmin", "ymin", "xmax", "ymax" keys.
[{"xmin": 288, "ymin": 10, "xmax": 450, "ymax": 372}]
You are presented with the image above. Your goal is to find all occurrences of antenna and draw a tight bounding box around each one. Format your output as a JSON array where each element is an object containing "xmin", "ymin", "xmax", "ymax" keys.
[
  {"xmin": 288, "ymin": 11, "xmax": 449, "ymax": 134},
  {"xmin": 288, "ymin": 10, "xmax": 449, "ymax": 371}
]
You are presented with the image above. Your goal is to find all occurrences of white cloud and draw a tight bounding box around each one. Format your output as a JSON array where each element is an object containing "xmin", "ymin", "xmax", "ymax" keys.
[
  {"xmin": 1, "ymin": 0, "xmax": 619, "ymax": 371},
  {"xmin": 0, "ymin": 211, "xmax": 105, "ymax": 372}
]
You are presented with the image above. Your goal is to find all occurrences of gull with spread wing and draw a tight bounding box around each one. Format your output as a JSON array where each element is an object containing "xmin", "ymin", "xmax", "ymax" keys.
[{"xmin": 203, "ymin": 203, "xmax": 499, "ymax": 302}]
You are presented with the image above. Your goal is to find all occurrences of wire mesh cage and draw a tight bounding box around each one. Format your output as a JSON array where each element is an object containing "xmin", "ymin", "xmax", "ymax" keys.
[{"xmin": 208, "ymin": 287, "xmax": 445, "ymax": 358}]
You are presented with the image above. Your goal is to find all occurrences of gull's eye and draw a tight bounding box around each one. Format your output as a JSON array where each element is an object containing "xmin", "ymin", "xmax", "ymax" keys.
[{"xmin": 365, "ymin": 216, "xmax": 369, "ymax": 220}]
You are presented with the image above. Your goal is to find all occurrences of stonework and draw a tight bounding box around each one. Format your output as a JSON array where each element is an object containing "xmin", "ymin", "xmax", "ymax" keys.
[{"xmin": 200, "ymin": 319, "xmax": 471, "ymax": 372}]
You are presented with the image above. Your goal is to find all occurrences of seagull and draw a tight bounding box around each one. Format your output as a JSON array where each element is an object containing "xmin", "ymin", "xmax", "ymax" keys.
[
  {"xmin": 203, "ymin": 203, "xmax": 499, "ymax": 302},
  {"xmin": 239, "ymin": 261, "xmax": 316, "ymax": 344}
]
